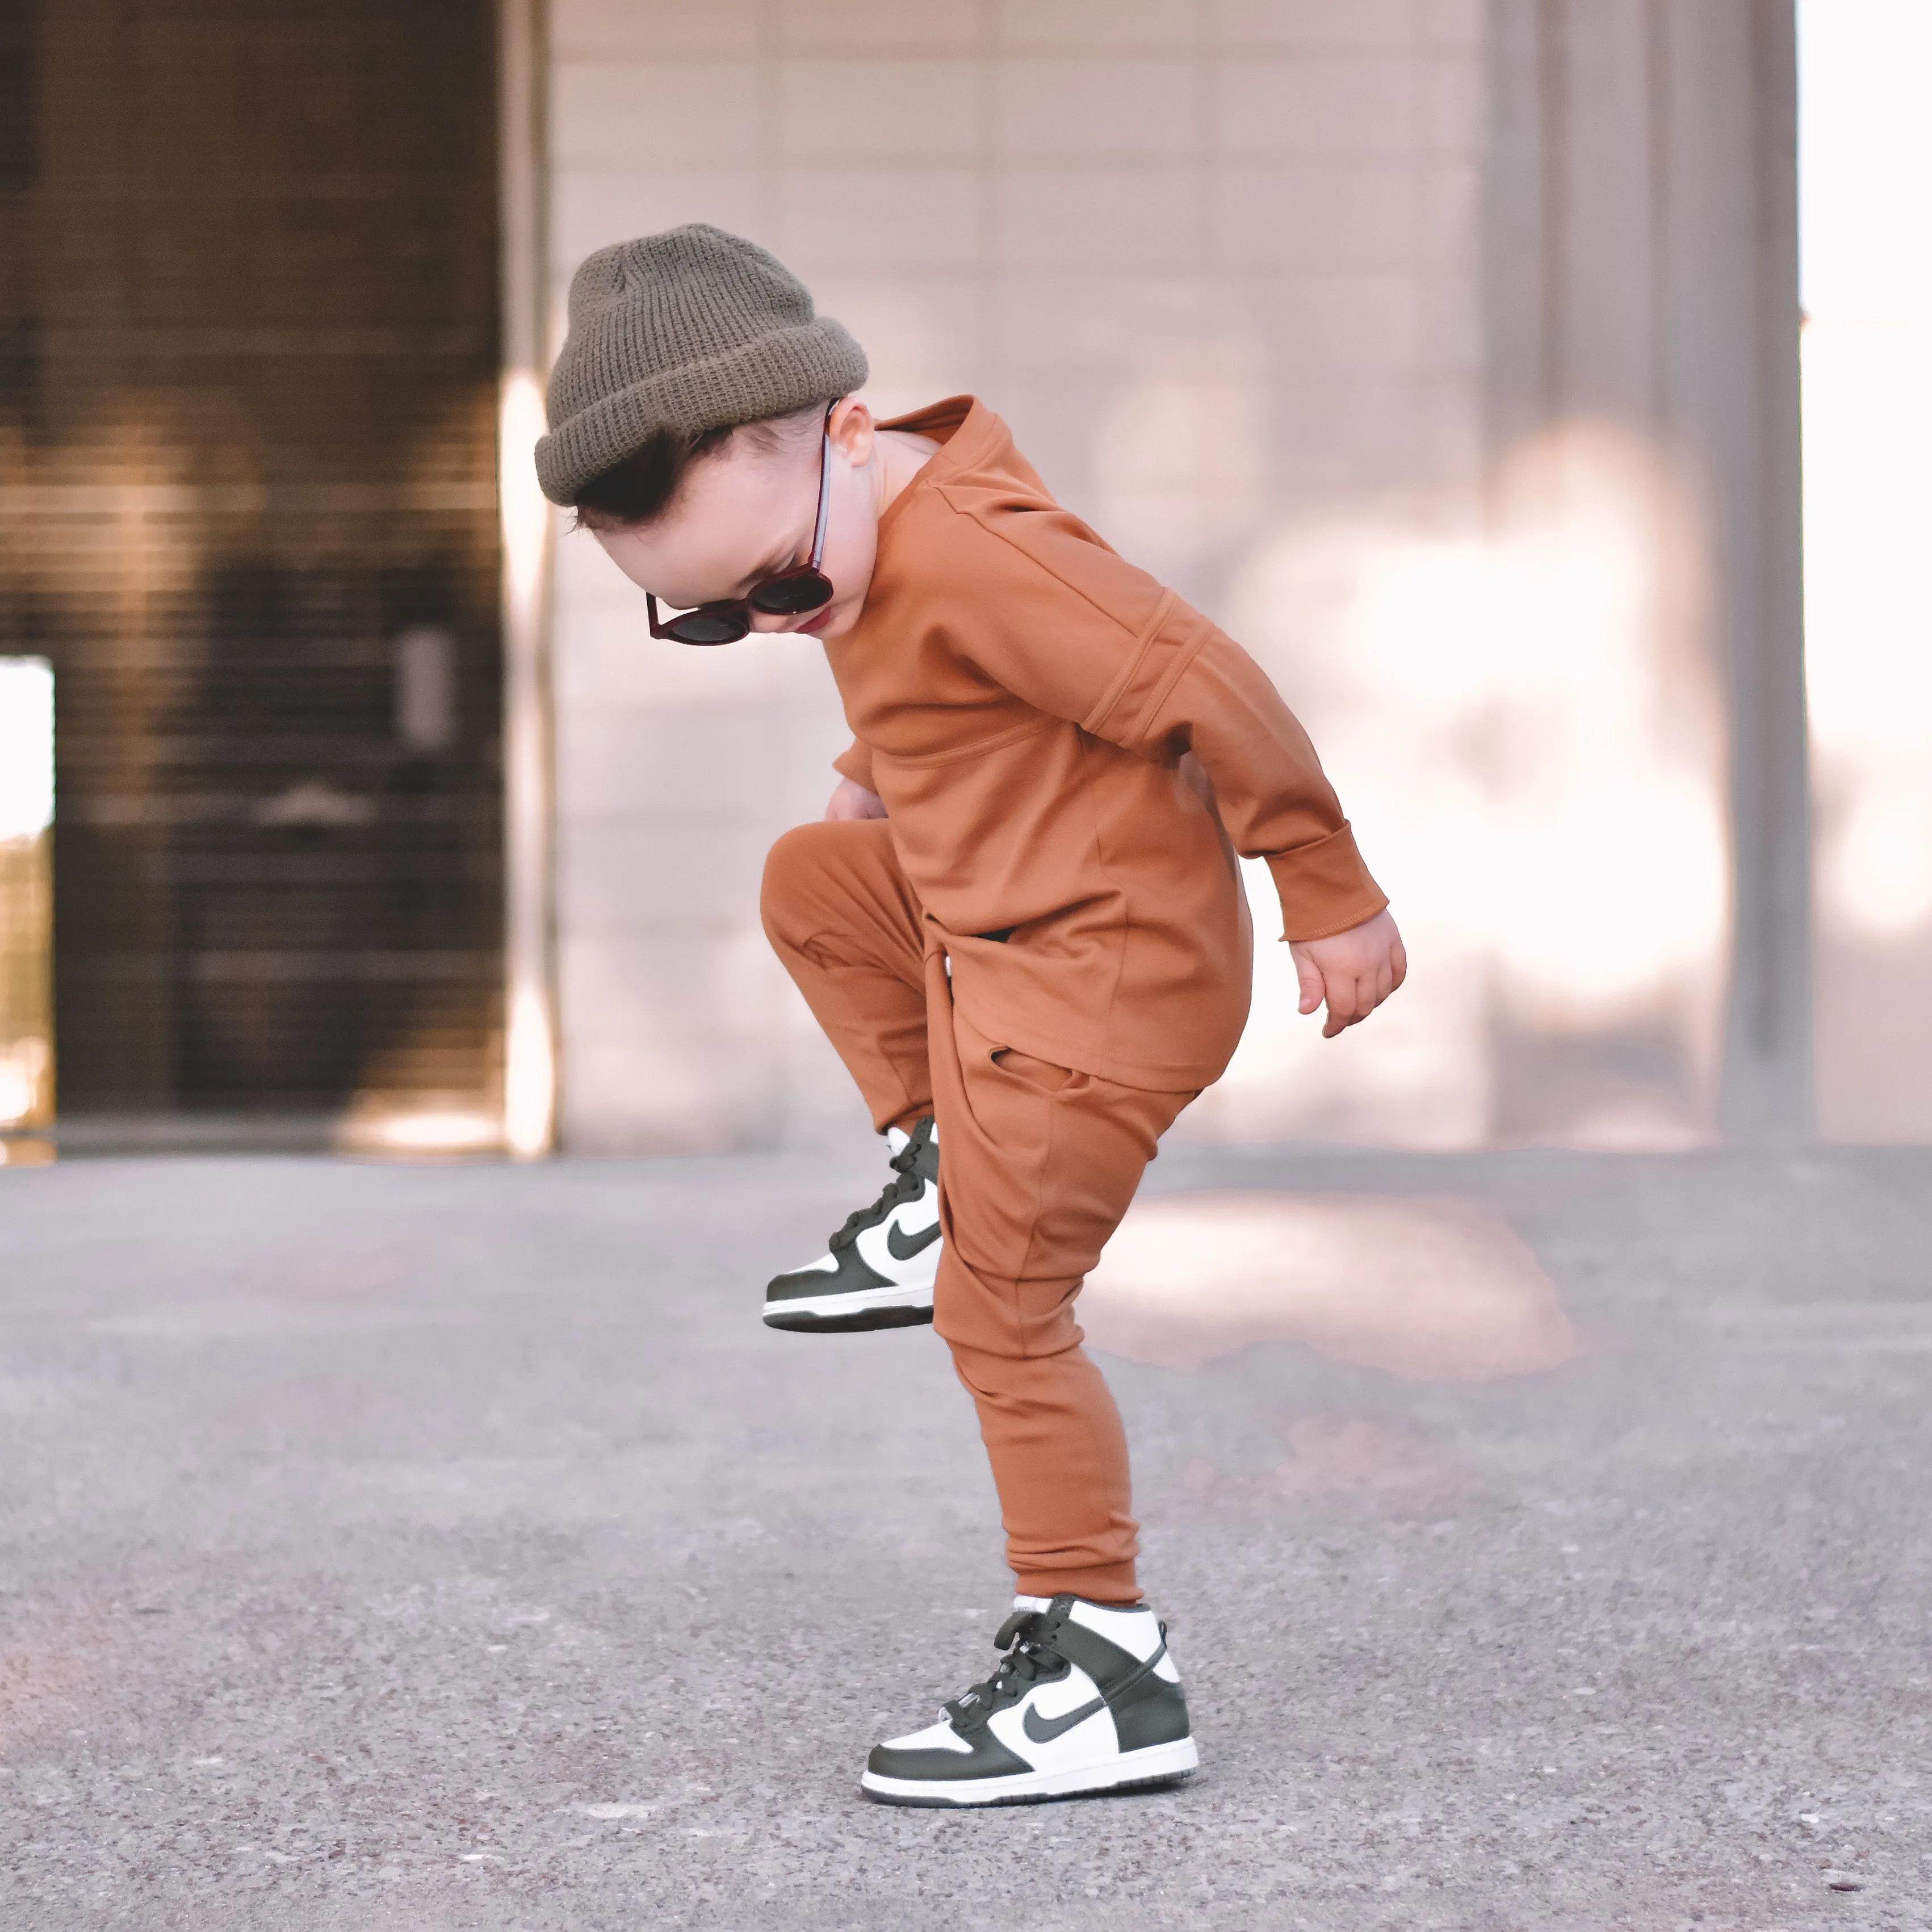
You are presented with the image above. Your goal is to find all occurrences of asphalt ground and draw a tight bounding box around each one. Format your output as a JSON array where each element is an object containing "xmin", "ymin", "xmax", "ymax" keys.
[{"xmin": 2, "ymin": 1145, "xmax": 1929, "ymax": 1931}]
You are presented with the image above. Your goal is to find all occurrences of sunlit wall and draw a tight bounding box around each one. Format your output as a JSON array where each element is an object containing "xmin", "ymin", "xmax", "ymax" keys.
[
  {"xmin": 1799, "ymin": 0, "xmax": 1932, "ymax": 1141},
  {"xmin": 547, "ymin": 0, "xmax": 1498, "ymax": 1153},
  {"xmin": 544, "ymin": 0, "xmax": 1791, "ymax": 1154}
]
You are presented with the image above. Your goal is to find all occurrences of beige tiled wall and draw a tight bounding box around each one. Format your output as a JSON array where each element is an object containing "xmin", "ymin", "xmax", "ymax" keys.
[{"xmin": 546, "ymin": 0, "xmax": 1489, "ymax": 1152}]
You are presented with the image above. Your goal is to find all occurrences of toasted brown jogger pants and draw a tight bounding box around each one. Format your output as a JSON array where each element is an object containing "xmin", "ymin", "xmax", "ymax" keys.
[{"xmin": 761, "ymin": 819, "xmax": 1195, "ymax": 1605}]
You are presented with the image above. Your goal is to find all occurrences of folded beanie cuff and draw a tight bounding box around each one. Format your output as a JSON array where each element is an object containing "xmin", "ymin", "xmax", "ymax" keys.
[{"xmin": 536, "ymin": 315, "xmax": 867, "ymax": 504}]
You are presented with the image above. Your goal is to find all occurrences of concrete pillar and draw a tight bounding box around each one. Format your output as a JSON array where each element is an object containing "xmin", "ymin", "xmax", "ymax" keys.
[{"xmin": 1482, "ymin": 0, "xmax": 1811, "ymax": 1143}]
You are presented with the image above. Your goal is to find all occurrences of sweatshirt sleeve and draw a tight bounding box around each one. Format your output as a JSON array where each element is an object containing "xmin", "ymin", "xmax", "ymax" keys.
[
  {"xmin": 943, "ymin": 500, "xmax": 1387, "ymax": 941},
  {"xmin": 831, "ymin": 738, "xmax": 877, "ymax": 794},
  {"xmin": 1106, "ymin": 613, "xmax": 1390, "ymax": 941}
]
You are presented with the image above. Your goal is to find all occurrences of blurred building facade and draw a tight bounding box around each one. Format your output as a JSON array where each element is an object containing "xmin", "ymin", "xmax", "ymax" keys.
[
  {"xmin": 538, "ymin": 0, "xmax": 1809, "ymax": 1154},
  {"xmin": 6, "ymin": 1, "xmax": 1919, "ymax": 1156}
]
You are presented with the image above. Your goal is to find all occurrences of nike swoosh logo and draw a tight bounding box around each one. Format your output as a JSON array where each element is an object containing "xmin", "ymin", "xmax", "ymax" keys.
[
  {"xmin": 886, "ymin": 1217, "xmax": 942, "ymax": 1261},
  {"xmin": 1022, "ymin": 1695, "xmax": 1105, "ymax": 1745}
]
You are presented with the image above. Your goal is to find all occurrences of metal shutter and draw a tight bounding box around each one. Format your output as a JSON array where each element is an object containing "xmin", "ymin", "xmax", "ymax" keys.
[{"xmin": 0, "ymin": 0, "xmax": 505, "ymax": 1147}]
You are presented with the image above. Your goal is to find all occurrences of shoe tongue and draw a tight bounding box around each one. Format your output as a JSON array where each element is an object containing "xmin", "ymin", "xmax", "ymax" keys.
[
  {"xmin": 1012, "ymin": 1594, "xmax": 1053, "ymax": 1613},
  {"xmin": 885, "ymin": 1126, "xmax": 910, "ymax": 1156}
]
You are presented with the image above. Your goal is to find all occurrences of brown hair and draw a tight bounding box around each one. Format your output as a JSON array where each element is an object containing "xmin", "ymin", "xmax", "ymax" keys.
[{"xmin": 571, "ymin": 405, "xmax": 824, "ymax": 531}]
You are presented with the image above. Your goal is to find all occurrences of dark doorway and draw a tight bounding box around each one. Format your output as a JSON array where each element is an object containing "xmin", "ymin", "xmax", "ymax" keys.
[{"xmin": 0, "ymin": 0, "xmax": 504, "ymax": 1140}]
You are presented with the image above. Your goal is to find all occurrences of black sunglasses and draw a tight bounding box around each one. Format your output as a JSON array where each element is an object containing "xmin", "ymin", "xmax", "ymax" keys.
[{"xmin": 646, "ymin": 405, "xmax": 836, "ymax": 646}]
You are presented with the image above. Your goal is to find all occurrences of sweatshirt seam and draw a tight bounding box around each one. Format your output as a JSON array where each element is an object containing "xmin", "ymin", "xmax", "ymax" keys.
[
  {"xmin": 1261, "ymin": 821, "xmax": 1361, "ymax": 868},
  {"xmin": 928, "ymin": 487, "xmax": 1219, "ymax": 758},
  {"xmin": 1013, "ymin": 1054, "xmax": 1055, "ymax": 1357},
  {"xmin": 1078, "ymin": 735, "xmax": 1134, "ymax": 1075},
  {"xmin": 870, "ymin": 396, "xmax": 983, "ymax": 546},
  {"xmin": 1080, "ymin": 586, "xmax": 1179, "ymax": 740},
  {"xmin": 1122, "ymin": 619, "xmax": 1213, "ymax": 754},
  {"xmin": 930, "ymin": 484, "xmax": 1145, "ymax": 647},
  {"xmin": 875, "ymin": 715, "xmax": 1061, "ymax": 772},
  {"xmin": 1279, "ymin": 897, "xmax": 1389, "ymax": 944}
]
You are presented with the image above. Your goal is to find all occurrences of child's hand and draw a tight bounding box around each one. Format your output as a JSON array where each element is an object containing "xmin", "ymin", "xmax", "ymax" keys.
[
  {"xmin": 1290, "ymin": 909, "xmax": 1407, "ymax": 1038},
  {"xmin": 825, "ymin": 778, "xmax": 889, "ymax": 822}
]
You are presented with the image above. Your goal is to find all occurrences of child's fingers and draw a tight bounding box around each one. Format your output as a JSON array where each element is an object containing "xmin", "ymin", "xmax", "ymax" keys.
[
  {"xmin": 1304, "ymin": 927, "xmax": 1407, "ymax": 1037},
  {"xmin": 1325, "ymin": 953, "xmax": 1405, "ymax": 1036},
  {"xmin": 1294, "ymin": 951, "xmax": 1325, "ymax": 1016},
  {"xmin": 1322, "ymin": 970, "xmax": 1364, "ymax": 1036}
]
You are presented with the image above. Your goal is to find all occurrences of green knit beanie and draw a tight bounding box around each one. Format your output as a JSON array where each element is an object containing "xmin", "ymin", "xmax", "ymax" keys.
[{"xmin": 535, "ymin": 224, "xmax": 869, "ymax": 506}]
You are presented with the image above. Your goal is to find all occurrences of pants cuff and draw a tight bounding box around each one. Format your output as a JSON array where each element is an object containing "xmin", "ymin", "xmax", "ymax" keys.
[{"xmin": 1011, "ymin": 1562, "xmax": 1141, "ymax": 1604}]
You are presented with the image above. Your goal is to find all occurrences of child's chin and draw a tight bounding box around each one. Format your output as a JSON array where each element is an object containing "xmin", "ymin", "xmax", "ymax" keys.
[{"xmin": 795, "ymin": 604, "xmax": 852, "ymax": 639}]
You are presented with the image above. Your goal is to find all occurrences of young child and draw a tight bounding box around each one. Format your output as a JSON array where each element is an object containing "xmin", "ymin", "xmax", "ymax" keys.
[{"xmin": 537, "ymin": 225, "xmax": 1406, "ymax": 1808}]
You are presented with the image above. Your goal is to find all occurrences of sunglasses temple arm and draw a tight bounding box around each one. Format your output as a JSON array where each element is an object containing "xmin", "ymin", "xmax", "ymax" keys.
[{"xmin": 809, "ymin": 419, "xmax": 832, "ymax": 573}]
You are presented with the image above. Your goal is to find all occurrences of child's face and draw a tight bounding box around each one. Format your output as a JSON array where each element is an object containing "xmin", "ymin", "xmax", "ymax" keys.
[{"xmin": 591, "ymin": 401, "xmax": 881, "ymax": 643}]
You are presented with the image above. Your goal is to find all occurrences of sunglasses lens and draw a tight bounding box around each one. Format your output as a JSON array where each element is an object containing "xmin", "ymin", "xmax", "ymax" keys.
[
  {"xmin": 748, "ymin": 569, "xmax": 833, "ymax": 617},
  {"xmin": 666, "ymin": 608, "xmax": 749, "ymax": 646}
]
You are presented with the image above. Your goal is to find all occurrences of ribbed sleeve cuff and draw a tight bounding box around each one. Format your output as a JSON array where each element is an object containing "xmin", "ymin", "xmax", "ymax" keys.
[{"xmin": 1264, "ymin": 823, "xmax": 1389, "ymax": 942}]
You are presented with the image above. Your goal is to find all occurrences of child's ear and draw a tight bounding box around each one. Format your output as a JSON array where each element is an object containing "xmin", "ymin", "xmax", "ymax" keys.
[{"xmin": 828, "ymin": 397, "xmax": 875, "ymax": 468}]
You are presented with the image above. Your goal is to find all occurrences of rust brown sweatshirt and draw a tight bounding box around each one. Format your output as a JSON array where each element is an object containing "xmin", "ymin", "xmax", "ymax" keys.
[{"xmin": 824, "ymin": 395, "xmax": 1386, "ymax": 1093}]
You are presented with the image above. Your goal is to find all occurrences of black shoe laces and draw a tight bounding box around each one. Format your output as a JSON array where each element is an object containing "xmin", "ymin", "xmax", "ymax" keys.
[
  {"xmin": 942, "ymin": 1609, "xmax": 1070, "ymax": 1730},
  {"xmin": 941, "ymin": 1604, "xmax": 1172, "ymax": 1734},
  {"xmin": 827, "ymin": 1131, "xmax": 929, "ymax": 1255}
]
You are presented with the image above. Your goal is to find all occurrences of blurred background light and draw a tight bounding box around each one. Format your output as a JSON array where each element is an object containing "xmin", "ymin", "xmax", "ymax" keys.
[
  {"xmin": 336, "ymin": 1105, "xmax": 504, "ymax": 1156},
  {"xmin": 1084, "ymin": 1191, "xmax": 1576, "ymax": 1381},
  {"xmin": 1799, "ymin": 0, "xmax": 1932, "ymax": 1137},
  {"xmin": 498, "ymin": 366, "xmax": 559, "ymax": 1163},
  {"xmin": 0, "ymin": 657, "xmax": 56, "ymax": 1135},
  {"xmin": 498, "ymin": 371, "xmax": 552, "ymax": 614},
  {"xmin": 0, "ymin": 657, "xmax": 55, "ymax": 844},
  {"xmin": 1185, "ymin": 423, "xmax": 1726, "ymax": 1152}
]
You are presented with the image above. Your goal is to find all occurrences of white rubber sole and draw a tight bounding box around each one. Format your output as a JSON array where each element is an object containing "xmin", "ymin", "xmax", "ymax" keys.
[
  {"xmin": 762, "ymin": 1281, "xmax": 935, "ymax": 1329},
  {"xmin": 860, "ymin": 1737, "xmax": 1198, "ymax": 1808}
]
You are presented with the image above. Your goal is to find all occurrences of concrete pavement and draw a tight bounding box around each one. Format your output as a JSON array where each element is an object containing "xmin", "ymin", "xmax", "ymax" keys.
[{"xmin": 2, "ymin": 1144, "xmax": 1929, "ymax": 1930}]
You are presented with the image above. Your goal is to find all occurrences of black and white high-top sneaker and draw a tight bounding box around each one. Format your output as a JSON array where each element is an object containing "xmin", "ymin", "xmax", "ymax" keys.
[
  {"xmin": 861, "ymin": 1594, "xmax": 1197, "ymax": 1807},
  {"xmin": 762, "ymin": 1118, "xmax": 942, "ymax": 1334}
]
